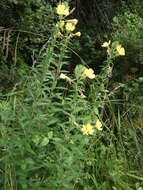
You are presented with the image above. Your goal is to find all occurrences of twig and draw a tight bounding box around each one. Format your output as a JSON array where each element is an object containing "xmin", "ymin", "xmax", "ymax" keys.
[
  {"xmin": 6, "ymin": 30, "xmax": 11, "ymax": 59},
  {"xmin": 31, "ymin": 50, "xmax": 36, "ymax": 67},
  {"xmin": 14, "ymin": 32, "xmax": 20, "ymax": 65},
  {"xmin": 2, "ymin": 29, "xmax": 7, "ymax": 50}
]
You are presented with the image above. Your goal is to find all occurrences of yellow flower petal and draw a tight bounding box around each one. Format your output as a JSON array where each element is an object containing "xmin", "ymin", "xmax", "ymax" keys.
[
  {"xmin": 57, "ymin": 4, "xmax": 66, "ymax": 15},
  {"xmin": 95, "ymin": 119, "xmax": 102, "ymax": 131},
  {"xmin": 59, "ymin": 73, "xmax": 72, "ymax": 83},
  {"xmin": 57, "ymin": 3, "xmax": 69, "ymax": 16},
  {"xmin": 116, "ymin": 44, "xmax": 125, "ymax": 56},
  {"xmin": 57, "ymin": 31, "xmax": 62, "ymax": 38},
  {"xmin": 83, "ymin": 68, "xmax": 95, "ymax": 79},
  {"xmin": 65, "ymin": 22, "xmax": 75, "ymax": 32},
  {"xmin": 67, "ymin": 19, "xmax": 78, "ymax": 25},
  {"xmin": 63, "ymin": 8, "xmax": 70, "ymax": 16},
  {"xmin": 107, "ymin": 48, "xmax": 110, "ymax": 55},
  {"xmin": 74, "ymin": 32, "xmax": 81, "ymax": 37},
  {"xmin": 102, "ymin": 40, "xmax": 111, "ymax": 48}
]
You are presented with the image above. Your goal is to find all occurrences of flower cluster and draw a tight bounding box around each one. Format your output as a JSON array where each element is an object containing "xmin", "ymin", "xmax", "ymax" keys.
[
  {"xmin": 56, "ymin": 3, "xmax": 81, "ymax": 37},
  {"xmin": 81, "ymin": 119, "xmax": 102, "ymax": 135},
  {"xmin": 102, "ymin": 40, "xmax": 125, "ymax": 56}
]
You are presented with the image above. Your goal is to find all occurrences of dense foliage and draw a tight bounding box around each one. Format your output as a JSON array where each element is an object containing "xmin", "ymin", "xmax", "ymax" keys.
[{"xmin": 0, "ymin": 1, "xmax": 143, "ymax": 190}]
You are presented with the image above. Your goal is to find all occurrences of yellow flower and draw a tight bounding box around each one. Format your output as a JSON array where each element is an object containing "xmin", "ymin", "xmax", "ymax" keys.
[
  {"xmin": 74, "ymin": 32, "xmax": 81, "ymax": 37},
  {"xmin": 83, "ymin": 68, "xmax": 95, "ymax": 79},
  {"xmin": 67, "ymin": 19, "xmax": 78, "ymax": 25},
  {"xmin": 57, "ymin": 4, "xmax": 66, "ymax": 15},
  {"xmin": 65, "ymin": 22, "xmax": 75, "ymax": 32},
  {"xmin": 116, "ymin": 44, "xmax": 125, "ymax": 56},
  {"xmin": 95, "ymin": 119, "xmax": 102, "ymax": 131},
  {"xmin": 107, "ymin": 48, "xmax": 110, "ymax": 55},
  {"xmin": 59, "ymin": 73, "xmax": 72, "ymax": 83},
  {"xmin": 57, "ymin": 31, "xmax": 62, "ymax": 38},
  {"xmin": 81, "ymin": 123, "xmax": 94, "ymax": 135},
  {"xmin": 63, "ymin": 8, "xmax": 70, "ymax": 16},
  {"xmin": 56, "ymin": 3, "xmax": 69, "ymax": 16},
  {"xmin": 102, "ymin": 40, "xmax": 111, "ymax": 48}
]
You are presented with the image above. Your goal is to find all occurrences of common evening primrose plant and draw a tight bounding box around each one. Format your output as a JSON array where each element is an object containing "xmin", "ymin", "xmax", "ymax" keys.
[{"xmin": 0, "ymin": 1, "xmax": 140, "ymax": 190}]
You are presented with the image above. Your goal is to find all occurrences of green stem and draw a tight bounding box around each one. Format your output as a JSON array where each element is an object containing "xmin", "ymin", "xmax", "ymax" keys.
[{"xmin": 50, "ymin": 35, "xmax": 69, "ymax": 96}]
